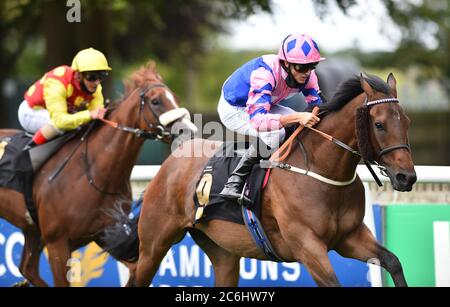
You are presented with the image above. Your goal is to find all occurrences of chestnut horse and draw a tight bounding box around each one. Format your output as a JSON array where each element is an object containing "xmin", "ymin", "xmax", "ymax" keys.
[
  {"xmin": 134, "ymin": 73, "xmax": 416, "ymax": 287},
  {"xmin": 0, "ymin": 61, "xmax": 196, "ymax": 286}
]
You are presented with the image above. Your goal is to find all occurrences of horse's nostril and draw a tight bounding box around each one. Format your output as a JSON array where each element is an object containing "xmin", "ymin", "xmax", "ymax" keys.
[
  {"xmin": 396, "ymin": 172, "xmax": 417, "ymax": 187},
  {"xmin": 396, "ymin": 173, "xmax": 407, "ymax": 184}
]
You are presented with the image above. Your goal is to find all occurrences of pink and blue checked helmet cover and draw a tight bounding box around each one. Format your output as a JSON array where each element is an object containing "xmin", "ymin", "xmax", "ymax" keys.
[{"xmin": 278, "ymin": 33, "xmax": 326, "ymax": 64}]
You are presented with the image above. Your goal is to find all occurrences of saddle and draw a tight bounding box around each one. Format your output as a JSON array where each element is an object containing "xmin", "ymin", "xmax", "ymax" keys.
[
  {"xmin": 193, "ymin": 142, "xmax": 283, "ymax": 261},
  {"xmin": 192, "ymin": 124, "xmax": 299, "ymax": 225},
  {"xmin": 0, "ymin": 131, "xmax": 77, "ymax": 225}
]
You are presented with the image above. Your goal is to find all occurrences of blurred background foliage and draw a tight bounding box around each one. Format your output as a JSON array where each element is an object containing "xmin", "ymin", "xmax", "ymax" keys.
[{"xmin": 0, "ymin": 0, "xmax": 449, "ymax": 164}]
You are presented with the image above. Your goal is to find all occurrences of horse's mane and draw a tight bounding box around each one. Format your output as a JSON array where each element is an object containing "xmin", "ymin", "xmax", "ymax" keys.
[
  {"xmin": 124, "ymin": 60, "xmax": 163, "ymax": 96},
  {"xmin": 108, "ymin": 61, "xmax": 163, "ymax": 110},
  {"xmin": 304, "ymin": 74, "xmax": 392, "ymax": 161},
  {"xmin": 306, "ymin": 73, "xmax": 391, "ymax": 113},
  {"xmin": 304, "ymin": 73, "xmax": 390, "ymax": 161}
]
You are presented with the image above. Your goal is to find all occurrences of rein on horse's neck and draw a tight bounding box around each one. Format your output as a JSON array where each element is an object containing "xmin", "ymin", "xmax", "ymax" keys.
[
  {"xmin": 109, "ymin": 88, "xmax": 145, "ymax": 130},
  {"xmin": 290, "ymin": 94, "xmax": 365, "ymax": 182},
  {"xmin": 87, "ymin": 89, "xmax": 147, "ymax": 185}
]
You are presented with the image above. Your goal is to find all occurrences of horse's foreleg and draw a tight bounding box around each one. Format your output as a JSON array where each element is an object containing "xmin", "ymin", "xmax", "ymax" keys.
[
  {"xmin": 190, "ymin": 229, "xmax": 240, "ymax": 287},
  {"xmin": 46, "ymin": 238, "xmax": 71, "ymax": 287},
  {"xmin": 121, "ymin": 261, "xmax": 137, "ymax": 287},
  {"xmin": 135, "ymin": 212, "xmax": 186, "ymax": 287},
  {"xmin": 17, "ymin": 230, "xmax": 48, "ymax": 287},
  {"xmin": 336, "ymin": 224, "xmax": 407, "ymax": 287},
  {"xmin": 297, "ymin": 239, "xmax": 341, "ymax": 287},
  {"xmin": 279, "ymin": 223, "xmax": 341, "ymax": 287}
]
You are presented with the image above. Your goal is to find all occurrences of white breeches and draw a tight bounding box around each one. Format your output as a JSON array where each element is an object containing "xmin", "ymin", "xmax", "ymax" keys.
[{"xmin": 18, "ymin": 100, "xmax": 51, "ymax": 133}]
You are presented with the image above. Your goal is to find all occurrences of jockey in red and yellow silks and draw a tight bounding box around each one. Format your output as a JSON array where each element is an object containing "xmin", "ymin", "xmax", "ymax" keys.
[{"xmin": 18, "ymin": 48, "xmax": 111, "ymax": 149}]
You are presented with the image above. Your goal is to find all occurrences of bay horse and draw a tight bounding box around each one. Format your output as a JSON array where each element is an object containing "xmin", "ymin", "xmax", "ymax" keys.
[
  {"xmin": 134, "ymin": 73, "xmax": 416, "ymax": 287},
  {"xmin": 0, "ymin": 61, "xmax": 196, "ymax": 286}
]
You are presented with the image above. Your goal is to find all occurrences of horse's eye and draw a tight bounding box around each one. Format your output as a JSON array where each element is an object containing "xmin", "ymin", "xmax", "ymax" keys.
[
  {"xmin": 151, "ymin": 99, "xmax": 160, "ymax": 105},
  {"xmin": 375, "ymin": 122, "xmax": 384, "ymax": 130}
]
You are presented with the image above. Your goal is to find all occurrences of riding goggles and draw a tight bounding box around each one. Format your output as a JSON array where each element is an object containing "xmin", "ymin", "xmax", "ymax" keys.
[
  {"xmin": 83, "ymin": 71, "xmax": 109, "ymax": 82},
  {"xmin": 291, "ymin": 62, "xmax": 318, "ymax": 73}
]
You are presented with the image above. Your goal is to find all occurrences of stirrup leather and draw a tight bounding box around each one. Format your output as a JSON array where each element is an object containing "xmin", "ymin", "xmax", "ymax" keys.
[{"xmin": 237, "ymin": 182, "xmax": 253, "ymax": 206}]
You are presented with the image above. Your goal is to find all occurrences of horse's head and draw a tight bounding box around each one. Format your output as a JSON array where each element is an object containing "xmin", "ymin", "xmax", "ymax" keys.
[
  {"xmin": 137, "ymin": 82, "xmax": 198, "ymax": 143},
  {"xmin": 120, "ymin": 61, "xmax": 197, "ymax": 143},
  {"xmin": 356, "ymin": 73, "xmax": 417, "ymax": 191}
]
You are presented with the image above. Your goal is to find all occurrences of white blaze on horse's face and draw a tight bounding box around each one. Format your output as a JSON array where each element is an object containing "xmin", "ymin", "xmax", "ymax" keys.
[{"xmin": 164, "ymin": 90, "xmax": 178, "ymax": 108}]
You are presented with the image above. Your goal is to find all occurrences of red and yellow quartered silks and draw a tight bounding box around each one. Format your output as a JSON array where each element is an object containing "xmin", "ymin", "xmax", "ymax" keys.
[{"xmin": 24, "ymin": 65, "xmax": 104, "ymax": 130}]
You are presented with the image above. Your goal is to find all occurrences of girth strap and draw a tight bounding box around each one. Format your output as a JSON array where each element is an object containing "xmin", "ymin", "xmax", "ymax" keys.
[{"xmin": 241, "ymin": 207, "xmax": 284, "ymax": 262}]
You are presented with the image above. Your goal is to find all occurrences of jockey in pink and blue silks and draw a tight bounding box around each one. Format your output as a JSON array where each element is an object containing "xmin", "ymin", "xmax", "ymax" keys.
[{"xmin": 218, "ymin": 33, "xmax": 326, "ymax": 204}]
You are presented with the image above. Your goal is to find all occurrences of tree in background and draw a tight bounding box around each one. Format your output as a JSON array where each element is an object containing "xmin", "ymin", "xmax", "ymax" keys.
[
  {"xmin": 316, "ymin": 0, "xmax": 450, "ymax": 98},
  {"xmin": 0, "ymin": 1, "xmax": 40, "ymax": 127},
  {"xmin": 0, "ymin": 0, "xmax": 272, "ymax": 127},
  {"xmin": 1, "ymin": 0, "xmax": 448, "ymax": 128}
]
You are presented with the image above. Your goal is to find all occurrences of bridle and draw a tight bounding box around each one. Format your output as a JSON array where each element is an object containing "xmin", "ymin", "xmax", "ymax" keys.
[
  {"xmin": 364, "ymin": 97, "xmax": 410, "ymax": 160},
  {"xmin": 100, "ymin": 83, "xmax": 173, "ymax": 140},
  {"xmin": 49, "ymin": 82, "xmax": 183, "ymax": 195},
  {"xmin": 137, "ymin": 83, "xmax": 173, "ymax": 140},
  {"xmin": 83, "ymin": 83, "xmax": 181, "ymax": 195},
  {"xmin": 267, "ymin": 97, "xmax": 411, "ymax": 186},
  {"xmin": 307, "ymin": 97, "xmax": 410, "ymax": 183},
  {"xmin": 308, "ymin": 98, "xmax": 410, "ymax": 159}
]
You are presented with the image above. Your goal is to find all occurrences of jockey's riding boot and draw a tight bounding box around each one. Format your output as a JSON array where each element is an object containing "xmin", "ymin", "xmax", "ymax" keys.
[
  {"xmin": 219, "ymin": 143, "xmax": 260, "ymax": 206},
  {"xmin": 24, "ymin": 124, "xmax": 61, "ymax": 151}
]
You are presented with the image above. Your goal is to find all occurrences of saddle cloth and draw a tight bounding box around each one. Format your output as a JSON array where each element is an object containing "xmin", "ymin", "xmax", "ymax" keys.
[
  {"xmin": 0, "ymin": 132, "xmax": 34, "ymax": 194},
  {"xmin": 0, "ymin": 130, "xmax": 77, "ymax": 225},
  {"xmin": 193, "ymin": 142, "xmax": 268, "ymax": 225},
  {"xmin": 0, "ymin": 132, "xmax": 36, "ymax": 224}
]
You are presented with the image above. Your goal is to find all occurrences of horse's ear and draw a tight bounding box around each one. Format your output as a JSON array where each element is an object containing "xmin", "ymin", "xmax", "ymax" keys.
[
  {"xmin": 387, "ymin": 72, "xmax": 398, "ymax": 98},
  {"xmin": 360, "ymin": 73, "xmax": 375, "ymax": 97}
]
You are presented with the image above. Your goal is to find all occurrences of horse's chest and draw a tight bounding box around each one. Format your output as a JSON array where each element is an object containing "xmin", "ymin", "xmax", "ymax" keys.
[
  {"xmin": 330, "ymin": 204, "xmax": 364, "ymax": 240},
  {"xmin": 319, "ymin": 207, "xmax": 363, "ymax": 242},
  {"xmin": 327, "ymin": 190, "xmax": 365, "ymax": 235}
]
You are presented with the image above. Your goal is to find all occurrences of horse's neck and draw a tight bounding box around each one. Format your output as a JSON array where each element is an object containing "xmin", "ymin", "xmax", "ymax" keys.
[
  {"xmin": 111, "ymin": 90, "xmax": 142, "ymax": 127},
  {"xmin": 292, "ymin": 96, "xmax": 364, "ymax": 180},
  {"xmin": 89, "ymin": 92, "xmax": 145, "ymax": 183}
]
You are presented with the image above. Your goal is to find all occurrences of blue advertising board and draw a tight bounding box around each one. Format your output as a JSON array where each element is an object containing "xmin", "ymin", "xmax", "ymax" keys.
[{"xmin": 0, "ymin": 205, "xmax": 382, "ymax": 287}]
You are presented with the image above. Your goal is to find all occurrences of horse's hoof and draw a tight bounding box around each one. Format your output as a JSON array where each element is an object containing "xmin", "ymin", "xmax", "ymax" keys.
[{"xmin": 12, "ymin": 280, "xmax": 30, "ymax": 287}]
